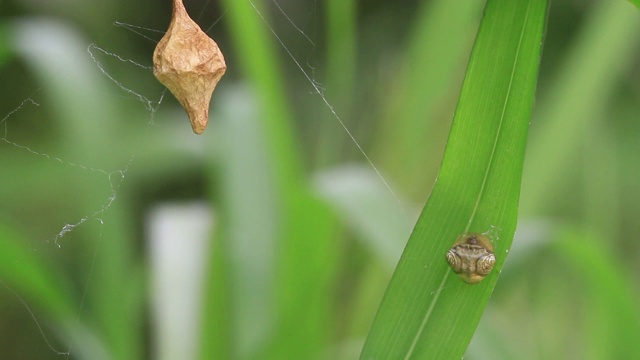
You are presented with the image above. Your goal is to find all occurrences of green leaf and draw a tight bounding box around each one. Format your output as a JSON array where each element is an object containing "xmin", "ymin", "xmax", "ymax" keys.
[
  {"xmin": 521, "ymin": 0, "xmax": 640, "ymax": 216},
  {"xmin": 0, "ymin": 224, "xmax": 75, "ymax": 321},
  {"xmin": 554, "ymin": 228, "xmax": 640, "ymax": 359},
  {"xmin": 314, "ymin": 166, "xmax": 413, "ymax": 269},
  {"xmin": 376, "ymin": 0, "xmax": 483, "ymax": 194},
  {"xmin": 360, "ymin": 0, "xmax": 547, "ymax": 358},
  {"xmin": 205, "ymin": 2, "xmax": 338, "ymax": 359}
]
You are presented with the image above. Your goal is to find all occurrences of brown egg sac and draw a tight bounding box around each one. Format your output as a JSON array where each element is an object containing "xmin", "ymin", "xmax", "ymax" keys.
[
  {"xmin": 153, "ymin": 0, "xmax": 226, "ymax": 134},
  {"xmin": 445, "ymin": 232, "xmax": 496, "ymax": 284}
]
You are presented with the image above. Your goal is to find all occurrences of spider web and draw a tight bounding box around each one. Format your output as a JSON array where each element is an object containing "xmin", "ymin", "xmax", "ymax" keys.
[{"xmin": 0, "ymin": 1, "xmax": 410, "ymax": 358}]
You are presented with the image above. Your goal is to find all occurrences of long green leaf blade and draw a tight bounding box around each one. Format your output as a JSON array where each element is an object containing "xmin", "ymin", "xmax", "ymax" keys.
[
  {"xmin": 360, "ymin": 0, "xmax": 547, "ymax": 358},
  {"xmin": 205, "ymin": 2, "xmax": 337, "ymax": 359}
]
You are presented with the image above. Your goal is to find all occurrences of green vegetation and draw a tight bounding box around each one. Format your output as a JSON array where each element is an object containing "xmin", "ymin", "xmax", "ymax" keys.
[
  {"xmin": 362, "ymin": 1, "xmax": 547, "ymax": 357},
  {"xmin": 0, "ymin": 0, "xmax": 639, "ymax": 359}
]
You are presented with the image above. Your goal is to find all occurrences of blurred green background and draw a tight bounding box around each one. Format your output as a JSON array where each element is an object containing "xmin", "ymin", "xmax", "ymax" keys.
[{"xmin": 0, "ymin": 0, "xmax": 639, "ymax": 359}]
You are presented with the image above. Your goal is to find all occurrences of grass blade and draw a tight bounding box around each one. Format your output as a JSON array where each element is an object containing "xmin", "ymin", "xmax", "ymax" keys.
[
  {"xmin": 376, "ymin": 0, "xmax": 483, "ymax": 195},
  {"xmin": 0, "ymin": 224, "xmax": 76, "ymax": 322},
  {"xmin": 554, "ymin": 228, "xmax": 640, "ymax": 359},
  {"xmin": 360, "ymin": 0, "xmax": 547, "ymax": 358},
  {"xmin": 521, "ymin": 0, "xmax": 640, "ymax": 215},
  {"xmin": 206, "ymin": 2, "xmax": 337, "ymax": 359}
]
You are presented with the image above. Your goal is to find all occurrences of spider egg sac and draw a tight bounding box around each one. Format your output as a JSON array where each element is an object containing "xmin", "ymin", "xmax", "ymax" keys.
[{"xmin": 153, "ymin": 0, "xmax": 226, "ymax": 134}]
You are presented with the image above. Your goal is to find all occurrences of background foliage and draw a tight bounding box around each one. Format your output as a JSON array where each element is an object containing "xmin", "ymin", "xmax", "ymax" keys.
[{"xmin": 0, "ymin": 0, "xmax": 639, "ymax": 359}]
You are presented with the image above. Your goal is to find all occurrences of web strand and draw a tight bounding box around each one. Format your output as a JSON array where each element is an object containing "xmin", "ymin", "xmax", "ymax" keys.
[
  {"xmin": 271, "ymin": 0, "xmax": 315, "ymax": 46},
  {"xmin": 1, "ymin": 96, "xmax": 133, "ymax": 247},
  {"xmin": 0, "ymin": 280, "xmax": 70, "ymax": 357},
  {"xmin": 248, "ymin": 0, "xmax": 405, "ymax": 207},
  {"xmin": 113, "ymin": 21, "xmax": 163, "ymax": 43}
]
